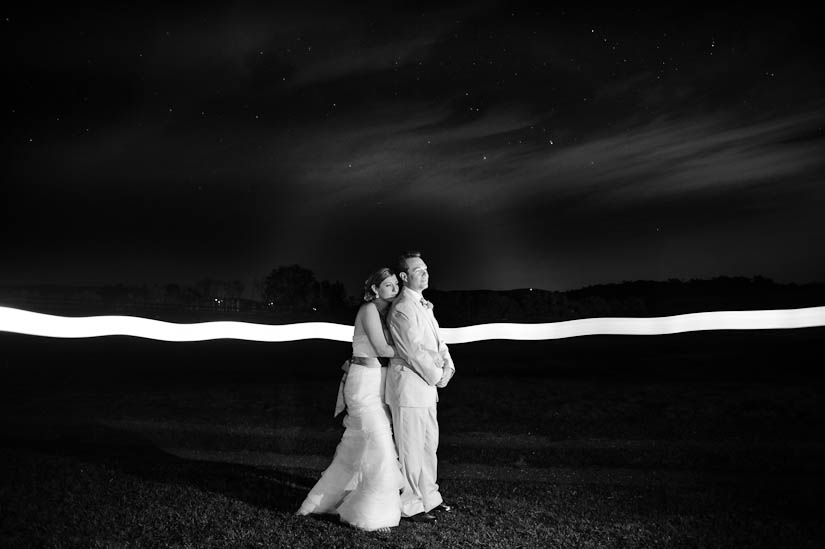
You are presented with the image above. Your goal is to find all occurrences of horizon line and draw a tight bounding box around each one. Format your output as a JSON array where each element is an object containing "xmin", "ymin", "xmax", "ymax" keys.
[{"xmin": 2, "ymin": 274, "xmax": 824, "ymax": 295}]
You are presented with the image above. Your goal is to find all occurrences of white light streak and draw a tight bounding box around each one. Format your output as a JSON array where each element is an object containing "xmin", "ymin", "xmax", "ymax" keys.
[
  {"xmin": 1, "ymin": 305, "xmax": 824, "ymax": 343},
  {"xmin": 441, "ymin": 306, "xmax": 825, "ymax": 343},
  {"xmin": 0, "ymin": 306, "xmax": 353, "ymax": 342}
]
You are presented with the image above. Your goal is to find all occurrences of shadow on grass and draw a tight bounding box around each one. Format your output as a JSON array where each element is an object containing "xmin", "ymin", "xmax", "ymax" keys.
[{"xmin": 0, "ymin": 421, "xmax": 314, "ymax": 514}]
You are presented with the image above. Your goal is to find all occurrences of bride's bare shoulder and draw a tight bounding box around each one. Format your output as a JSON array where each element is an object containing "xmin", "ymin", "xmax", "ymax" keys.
[{"xmin": 355, "ymin": 301, "xmax": 378, "ymax": 319}]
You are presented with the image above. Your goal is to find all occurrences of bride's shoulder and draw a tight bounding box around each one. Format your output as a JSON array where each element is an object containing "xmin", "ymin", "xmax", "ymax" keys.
[{"xmin": 356, "ymin": 301, "xmax": 379, "ymax": 317}]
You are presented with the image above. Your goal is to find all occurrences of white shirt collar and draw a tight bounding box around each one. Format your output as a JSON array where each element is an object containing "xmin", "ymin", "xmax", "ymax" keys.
[{"xmin": 404, "ymin": 287, "xmax": 423, "ymax": 301}]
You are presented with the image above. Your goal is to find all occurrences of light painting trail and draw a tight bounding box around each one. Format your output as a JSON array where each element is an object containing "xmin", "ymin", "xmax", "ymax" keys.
[{"xmin": 1, "ymin": 305, "xmax": 824, "ymax": 343}]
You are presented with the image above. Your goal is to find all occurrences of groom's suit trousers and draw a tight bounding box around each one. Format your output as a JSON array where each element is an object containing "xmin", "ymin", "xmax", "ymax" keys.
[{"xmin": 389, "ymin": 404, "xmax": 443, "ymax": 516}]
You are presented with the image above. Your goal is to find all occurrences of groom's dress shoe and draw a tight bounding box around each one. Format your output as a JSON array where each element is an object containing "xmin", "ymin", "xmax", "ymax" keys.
[
  {"xmin": 407, "ymin": 512, "xmax": 437, "ymax": 523},
  {"xmin": 431, "ymin": 503, "xmax": 453, "ymax": 513}
]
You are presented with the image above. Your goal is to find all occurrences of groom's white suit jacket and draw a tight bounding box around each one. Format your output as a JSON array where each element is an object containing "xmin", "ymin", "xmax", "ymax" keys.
[{"xmin": 386, "ymin": 286, "xmax": 455, "ymax": 407}]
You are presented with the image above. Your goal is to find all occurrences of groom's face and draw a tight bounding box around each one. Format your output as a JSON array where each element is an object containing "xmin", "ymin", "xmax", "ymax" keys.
[{"xmin": 402, "ymin": 257, "xmax": 429, "ymax": 293}]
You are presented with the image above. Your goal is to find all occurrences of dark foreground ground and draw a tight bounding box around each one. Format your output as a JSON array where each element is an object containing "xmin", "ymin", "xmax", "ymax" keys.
[{"xmin": 1, "ymin": 328, "xmax": 823, "ymax": 548}]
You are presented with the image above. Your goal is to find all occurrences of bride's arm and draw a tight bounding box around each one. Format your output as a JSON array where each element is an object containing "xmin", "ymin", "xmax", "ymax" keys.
[{"xmin": 361, "ymin": 304, "xmax": 395, "ymax": 357}]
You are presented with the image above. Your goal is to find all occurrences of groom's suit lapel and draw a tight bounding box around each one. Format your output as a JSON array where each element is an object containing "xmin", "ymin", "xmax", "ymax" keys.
[
  {"xmin": 424, "ymin": 304, "xmax": 441, "ymax": 348},
  {"xmin": 406, "ymin": 287, "xmax": 440, "ymax": 348}
]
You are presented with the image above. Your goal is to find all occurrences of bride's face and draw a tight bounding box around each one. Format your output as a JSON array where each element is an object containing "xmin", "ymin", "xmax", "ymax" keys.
[{"xmin": 373, "ymin": 275, "xmax": 400, "ymax": 302}]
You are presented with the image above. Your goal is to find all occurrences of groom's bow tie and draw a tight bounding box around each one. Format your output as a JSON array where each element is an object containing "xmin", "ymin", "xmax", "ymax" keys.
[{"xmin": 420, "ymin": 297, "xmax": 434, "ymax": 310}]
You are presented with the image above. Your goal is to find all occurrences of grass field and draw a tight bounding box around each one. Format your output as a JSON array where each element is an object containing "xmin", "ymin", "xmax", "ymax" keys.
[{"xmin": 1, "ymin": 329, "xmax": 823, "ymax": 547}]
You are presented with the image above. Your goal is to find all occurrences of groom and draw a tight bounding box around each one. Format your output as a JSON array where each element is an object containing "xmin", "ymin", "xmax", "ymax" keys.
[{"xmin": 386, "ymin": 251, "xmax": 456, "ymax": 523}]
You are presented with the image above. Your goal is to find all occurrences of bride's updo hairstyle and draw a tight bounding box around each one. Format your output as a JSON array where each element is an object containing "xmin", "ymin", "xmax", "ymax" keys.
[{"xmin": 363, "ymin": 267, "xmax": 395, "ymax": 302}]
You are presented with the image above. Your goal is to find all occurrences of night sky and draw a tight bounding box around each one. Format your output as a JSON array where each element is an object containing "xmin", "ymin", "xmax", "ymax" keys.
[{"xmin": 3, "ymin": 4, "xmax": 824, "ymax": 295}]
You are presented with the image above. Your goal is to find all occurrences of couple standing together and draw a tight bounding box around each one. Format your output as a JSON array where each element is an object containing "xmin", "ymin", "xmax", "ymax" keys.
[{"xmin": 296, "ymin": 251, "xmax": 456, "ymax": 531}]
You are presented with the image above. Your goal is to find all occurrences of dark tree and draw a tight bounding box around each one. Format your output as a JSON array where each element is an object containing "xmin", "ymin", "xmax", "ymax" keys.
[
  {"xmin": 320, "ymin": 279, "xmax": 348, "ymax": 310},
  {"xmin": 263, "ymin": 264, "xmax": 318, "ymax": 310},
  {"xmin": 164, "ymin": 283, "xmax": 183, "ymax": 304}
]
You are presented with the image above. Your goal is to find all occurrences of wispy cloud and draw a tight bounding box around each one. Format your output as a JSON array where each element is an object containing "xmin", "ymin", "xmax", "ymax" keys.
[{"xmin": 272, "ymin": 99, "xmax": 825, "ymax": 219}]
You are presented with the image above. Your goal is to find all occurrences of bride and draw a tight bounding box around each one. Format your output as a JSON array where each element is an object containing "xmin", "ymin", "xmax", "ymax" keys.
[{"xmin": 295, "ymin": 267, "xmax": 405, "ymax": 531}]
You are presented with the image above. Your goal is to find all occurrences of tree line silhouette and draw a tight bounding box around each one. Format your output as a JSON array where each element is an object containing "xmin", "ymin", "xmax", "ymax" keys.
[
  {"xmin": 427, "ymin": 276, "xmax": 825, "ymax": 326},
  {"xmin": 0, "ymin": 264, "xmax": 350, "ymax": 322},
  {"xmin": 1, "ymin": 267, "xmax": 823, "ymax": 326}
]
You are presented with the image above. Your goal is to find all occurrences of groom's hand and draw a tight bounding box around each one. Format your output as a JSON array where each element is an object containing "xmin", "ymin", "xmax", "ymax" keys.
[{"xmin": 436, "ymin": 367, "xmax": 455, "ymax": 388}]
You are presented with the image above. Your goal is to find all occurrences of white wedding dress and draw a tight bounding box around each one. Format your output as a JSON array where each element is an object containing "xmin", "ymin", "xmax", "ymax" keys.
[{"xmin": 296, "ymin": 334, "xmax": 404, "ymax": 530}]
